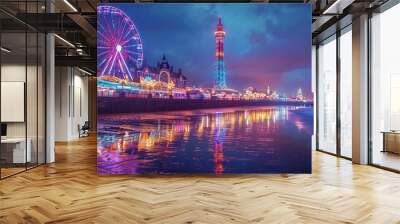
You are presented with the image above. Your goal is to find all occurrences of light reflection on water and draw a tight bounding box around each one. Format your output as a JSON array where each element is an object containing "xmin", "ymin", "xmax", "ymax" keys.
[{"xmin": 97, "ymin": 106, "xmax": 313, "ymax": 174}]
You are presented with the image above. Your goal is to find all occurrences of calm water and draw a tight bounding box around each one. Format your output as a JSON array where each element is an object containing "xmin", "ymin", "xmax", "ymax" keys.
[{"xmin": 97, "ymin": 106, "xmax": 313, "ymax": 174}]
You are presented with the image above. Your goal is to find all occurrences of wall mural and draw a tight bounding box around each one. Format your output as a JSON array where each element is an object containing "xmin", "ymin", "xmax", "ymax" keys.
[{"xmin": 97, "ymin": 3, "xmax": 313, "ymax": 174}]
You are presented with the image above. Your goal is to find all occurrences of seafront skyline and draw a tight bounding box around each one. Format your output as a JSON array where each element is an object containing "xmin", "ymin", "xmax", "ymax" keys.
[{"xmin": 98, "ymin": 3, "xmax": 312, "ymax": 100}]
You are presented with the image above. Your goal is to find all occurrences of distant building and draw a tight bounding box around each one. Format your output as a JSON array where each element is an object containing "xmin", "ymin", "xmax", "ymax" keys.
[
  {"xmin": 271, "ymin": 91, "xmax": 279, "ymax": 99},
  {"xmin": 296, "ymin": 88, "xmax": 304, "ymax": 101},
  {"xmin": 266, "ymin": 85, "xmax": 271, "ymax": 95},
  {"xmin": 138, "ymin": 55, "xmax": 187, "ymax": 88}
]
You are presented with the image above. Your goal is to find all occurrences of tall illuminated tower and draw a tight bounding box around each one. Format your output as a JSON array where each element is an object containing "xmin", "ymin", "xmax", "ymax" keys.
[{"xmin": 214, "ymin": 17, "xmax": 226, "ymax": 89}]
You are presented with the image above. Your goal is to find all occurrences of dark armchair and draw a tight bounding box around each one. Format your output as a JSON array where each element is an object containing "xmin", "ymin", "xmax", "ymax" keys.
[{"xmin": 78, "ymin": 121, "xmax": 90, "ymax": 138}]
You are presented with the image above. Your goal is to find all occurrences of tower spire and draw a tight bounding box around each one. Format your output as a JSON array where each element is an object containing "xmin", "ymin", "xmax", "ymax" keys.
[
  {"xmin": 214, "ymin": 17, "xmax": 226, "ymax": 89},
  {"xmin": 296, "ymin": 88, "xmax": 304, "ymax": 101}
]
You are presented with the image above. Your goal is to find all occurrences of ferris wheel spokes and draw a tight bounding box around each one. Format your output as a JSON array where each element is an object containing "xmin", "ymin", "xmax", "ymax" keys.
[{"xmin": 97, "ymin": 5, "xmax": 144, "ymax": 80}]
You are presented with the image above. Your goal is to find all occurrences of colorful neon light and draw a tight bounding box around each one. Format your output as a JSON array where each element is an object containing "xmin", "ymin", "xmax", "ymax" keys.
[
  {"xmin": 97, "ymin": 5, "xmax": 144, "ymax": 80},
  {"xmin": 214, "ymin": 17, "xmax": 227, "ymax": 89}
]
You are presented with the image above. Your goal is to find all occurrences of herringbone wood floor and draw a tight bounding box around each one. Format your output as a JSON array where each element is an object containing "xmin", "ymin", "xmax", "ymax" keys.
[{"xmin": 1, "ymin": 136, "xmax": 400, "ymax": 224}]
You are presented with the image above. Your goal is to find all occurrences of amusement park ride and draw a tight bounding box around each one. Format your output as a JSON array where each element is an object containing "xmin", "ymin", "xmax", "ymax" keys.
[{"xmin": 97, "ymin": 5, "xmax": 308, "ymax": 102}]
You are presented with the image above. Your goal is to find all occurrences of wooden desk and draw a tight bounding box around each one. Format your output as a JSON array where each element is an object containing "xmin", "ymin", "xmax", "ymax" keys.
[
  {"xmin": 382, "ymin": 131, "xmax": 400, "ymax": 154},
  {"xmin": 1, "ymin": 138, "xmax": 31, "ymax": 163}
]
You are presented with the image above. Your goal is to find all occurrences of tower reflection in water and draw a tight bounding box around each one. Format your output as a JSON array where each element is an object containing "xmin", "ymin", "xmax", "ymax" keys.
[{"xmin": 97, "ymin": 106, "xmax": 312, "ymax": 174}]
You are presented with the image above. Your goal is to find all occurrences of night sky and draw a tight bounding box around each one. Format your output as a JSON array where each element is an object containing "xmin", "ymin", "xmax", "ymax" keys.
[{"xmin": 100, "ymin": 3, "xmax": 312, "ymax": 98}]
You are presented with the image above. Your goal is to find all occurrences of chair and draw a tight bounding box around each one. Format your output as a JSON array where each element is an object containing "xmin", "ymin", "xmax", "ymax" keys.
[{"xmin": 78, "ymin": 121, "xmax": 90, "ymax": 138}]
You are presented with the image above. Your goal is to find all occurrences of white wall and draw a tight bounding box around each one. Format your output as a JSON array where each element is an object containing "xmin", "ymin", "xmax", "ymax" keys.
[
  {"xmin": 1, "ymin": 64, "xmax": 26, "ymax": 138},
  {"xmin": 1, "ymin": 63, "xmax": 46, "ymax": 164},
  {"xmin": 55, "ymin": 67, "xmax": 69, "ymax": 141},
  {"xmin": 54, "ymin": 67, "xmax": 89, "ymax": 141},
  {"xmin": 1, "ymin": 64, "xmax": 42, "ymax": 138},
  {"xmin": 72, "ymin": 73, "xmax": 89, "ymax": 138}
]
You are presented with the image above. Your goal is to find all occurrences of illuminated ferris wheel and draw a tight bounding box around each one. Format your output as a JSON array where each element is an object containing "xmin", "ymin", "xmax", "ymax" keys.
[{"xmin": 97, "ymin": 5, "xmax": 144, "ymax": 80}]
